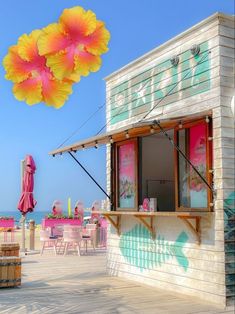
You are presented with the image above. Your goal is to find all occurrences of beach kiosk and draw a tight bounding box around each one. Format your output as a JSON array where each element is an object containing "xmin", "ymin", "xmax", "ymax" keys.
[{"xmin": 50, "ymin": 13, "xmax": 234, "ymax": 307}]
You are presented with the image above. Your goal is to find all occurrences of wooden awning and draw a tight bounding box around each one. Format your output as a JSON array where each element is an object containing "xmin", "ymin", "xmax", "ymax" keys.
[{"xmin": 49, "ymin": 111, "xmax": 211, "ymax": 156}]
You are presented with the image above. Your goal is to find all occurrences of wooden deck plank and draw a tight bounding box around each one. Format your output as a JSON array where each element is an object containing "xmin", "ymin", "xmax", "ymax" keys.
[{"xmin": 0, "ymin": 251, "xmax": 233, "ymax": 313}]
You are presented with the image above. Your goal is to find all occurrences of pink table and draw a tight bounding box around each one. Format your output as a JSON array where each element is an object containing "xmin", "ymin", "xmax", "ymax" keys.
[
  {"xmin": 42, "ymin": 218, "xmax": 82, "ymax": 229},
  {"xmin": 0, "ymin": 218, "xmax": 15, "ymax": 242},
  {"xmin": 97, "ymin": 218, "xmax": 108, "ymax": 248},
  {"xmin": 0, "ymin": 219, "xmax": 14, "ymax": 228}
]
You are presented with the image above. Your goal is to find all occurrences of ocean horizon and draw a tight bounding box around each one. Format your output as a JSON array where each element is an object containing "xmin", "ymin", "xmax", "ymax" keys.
[{"xmin": 0, "ymin": 210, "xmax": 91, "ymax": 225}]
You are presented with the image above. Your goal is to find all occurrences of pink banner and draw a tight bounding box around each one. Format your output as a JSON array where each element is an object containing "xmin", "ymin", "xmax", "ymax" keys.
[
  {"xmin": 189, "ymin": 123, "xmax": 207, "ymax": 207},
  {"xmin": 118, "ymin": 142, "xmax": 136, "ymax": 208}
]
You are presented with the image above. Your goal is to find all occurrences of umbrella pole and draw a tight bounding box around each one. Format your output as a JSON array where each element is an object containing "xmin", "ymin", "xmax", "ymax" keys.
[
  {"xmin": 21, "ymin": 215, "xmax": 26, "ymax": 253},
  {"xmin": 20, "ymin": 159, "xmax": 26, "ymax": 253}
]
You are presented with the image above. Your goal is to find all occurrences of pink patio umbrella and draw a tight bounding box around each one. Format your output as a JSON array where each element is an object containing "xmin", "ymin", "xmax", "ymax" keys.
[
  {"xmin": 17, "ymin": 155, "xmax": 36, "ymax": 252},
  {"xmin": 18, "ymin": 155, "xmax": 37, "ymax": 215}
]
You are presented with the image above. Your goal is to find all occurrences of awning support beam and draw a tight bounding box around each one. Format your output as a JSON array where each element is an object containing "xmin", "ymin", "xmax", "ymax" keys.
[
  {"xmin": 103, "ymin": 213, "xmax": 121, "ymax": 236},
  {"xmin": 68, "ymin": 152, "xmax": 110, "ymax": 200}
]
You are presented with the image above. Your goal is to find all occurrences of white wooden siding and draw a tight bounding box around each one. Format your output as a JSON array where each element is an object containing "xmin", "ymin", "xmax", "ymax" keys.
[{"xmin": 105, "ymin": 13, "xmax": 234, "ymax": 307}]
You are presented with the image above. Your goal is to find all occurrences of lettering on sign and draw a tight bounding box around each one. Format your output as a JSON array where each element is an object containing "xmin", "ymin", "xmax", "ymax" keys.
[{"xmin": 109, "ymin": 42, "xmax": 210, "ymax": 124}]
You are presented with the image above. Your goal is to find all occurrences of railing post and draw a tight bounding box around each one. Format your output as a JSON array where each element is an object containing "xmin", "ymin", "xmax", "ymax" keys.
[{"xmin": 29, "ymin": 220, "xmax": 35, "ymax": 251}]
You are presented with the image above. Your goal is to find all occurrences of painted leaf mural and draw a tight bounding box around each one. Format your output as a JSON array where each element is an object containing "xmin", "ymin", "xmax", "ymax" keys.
[
  {"xmin": 224, "ymin": 192, "xmax": 235, "ymax": 239},
  {"xmin": 119, "ymin": 224, "xmax": 189, "ymax": 272},
  {"xmin": 3, "ymin": 6, "xmax": 110, "ymax": 108}
]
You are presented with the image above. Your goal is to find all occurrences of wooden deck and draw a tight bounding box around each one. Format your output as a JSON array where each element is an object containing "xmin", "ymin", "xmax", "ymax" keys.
[{"xmin": 0, "ymin": 250, "xmax": 234, "ymax": 314}]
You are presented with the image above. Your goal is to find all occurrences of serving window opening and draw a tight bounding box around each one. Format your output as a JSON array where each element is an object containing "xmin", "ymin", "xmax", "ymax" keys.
[
  {"xmin": 111, "ymin": 118, "xmax": 212, "ymax": 212},
  {"xmin": 140, "ymin": 130, "xmax": 175, "ymax": 211}
]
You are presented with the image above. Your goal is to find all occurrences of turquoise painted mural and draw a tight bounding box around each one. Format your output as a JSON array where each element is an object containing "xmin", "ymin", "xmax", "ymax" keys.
[
  {"xmin": 110, "ymin": 41, "xmax": 210, "ymax": 124},
  {"xmin": 119, "ymin": 224, "xmax": 189, "ymax": 272},
  {"xmin": 224, "ymin": 192, "xmax": 235, "ymax": 302},
  {"xmin": 224, "ymin": 192, "xmax": 235, "ymax": 240}
]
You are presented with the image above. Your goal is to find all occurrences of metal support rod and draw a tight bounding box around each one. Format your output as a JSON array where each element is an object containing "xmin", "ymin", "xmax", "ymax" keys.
[
  {"xmin": 154, "ymin": 120, "xmax": 213, "ymax": 191},
  {"xmin": 68, "ymin": 151, "xmax": 110, "ymax": 199}
]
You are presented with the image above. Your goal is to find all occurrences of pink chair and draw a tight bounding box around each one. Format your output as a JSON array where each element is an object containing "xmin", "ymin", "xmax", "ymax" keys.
[
  {"xmin": 63, "ymin": 225, "xmax": 81, "ymax": 232},
  {"xmin": 98, "ymin": 226, "xmax": 107, "ymax": 248},
  {"xmin": 98, "ymin": 218, "xmax": 107, "ymax": 248},
  {"xmin": 86, "ymin": 224, "xmax": 97, "ymax": 231},
  {"xmin": 82, "ymin": 224, "xmax": 97, "ymax": 253},
  {"xmin": 63, "ymin": 230, "xmax": 82, "ymax": 256},
  {"xmin": 53, "ymin": 224, "xmax": 64, "ymax": 237},
  {"xmin": 40, "ymin": 229, "xmax": 58, "ymax": 256},
  {"xmin": 3, "ymin": 228, "xmax": 15, "ymax": 242}
]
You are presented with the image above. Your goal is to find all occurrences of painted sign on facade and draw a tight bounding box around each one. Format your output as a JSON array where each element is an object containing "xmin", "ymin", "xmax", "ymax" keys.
[
  {"xmin": 119, "ymin": 224, "xmax": 189, "ymax": 272},
  {"xmin": 109, "ymin": 41, "xmax": 210, "ymax": 125}
]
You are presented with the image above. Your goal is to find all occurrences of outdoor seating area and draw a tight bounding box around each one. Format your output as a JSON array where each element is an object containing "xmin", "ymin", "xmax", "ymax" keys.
[
  {"xmin": 38, "ymin": 199, "xmax": 108, "ymax": 256},
  {"xmin": 40, "ymin": 222, "xmax": 107, "ymax": 256}
]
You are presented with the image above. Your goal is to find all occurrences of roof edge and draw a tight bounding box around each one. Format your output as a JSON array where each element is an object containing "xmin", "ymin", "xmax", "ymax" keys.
[{"xmin": 104, "ymin": 12, "xmax": 233, "ymax": 82}]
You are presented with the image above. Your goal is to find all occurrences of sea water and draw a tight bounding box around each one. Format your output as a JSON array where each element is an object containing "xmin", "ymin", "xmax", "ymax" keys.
[{"xmin": 0, "ymin": 210, "xmax": 91, "ymax": 226}]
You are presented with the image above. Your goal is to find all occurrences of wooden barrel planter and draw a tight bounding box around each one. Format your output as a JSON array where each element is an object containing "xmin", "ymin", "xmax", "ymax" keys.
[
  {"xmin": 0, "ymin": 243, "xmax": 20, "ymax": 257},
  {"xmin": 0, "ymin": 256, "xmax": 21, "ymax": 287}
]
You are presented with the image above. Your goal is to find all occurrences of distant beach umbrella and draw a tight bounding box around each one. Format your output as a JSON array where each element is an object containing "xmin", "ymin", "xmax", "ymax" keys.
[
  {"xmin": 52, "ymin": 200, "xmax": 63, "ymax": 216},
  {"xmin": 18, "ymin": 155, "xmax": 37, "ymax": 215},
  {"xmin": 74, "ymin": 200, "xmax": 84, "ymax": 220},
  {"xmin": 91, "ymin": 200, "xmax": 101, "ymax": 222}
]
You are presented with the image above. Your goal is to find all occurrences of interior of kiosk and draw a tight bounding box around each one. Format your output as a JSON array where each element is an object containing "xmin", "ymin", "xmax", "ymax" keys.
[{"xmin": 140, "ymin": 129, "xmax": 175, "ymax": 211}]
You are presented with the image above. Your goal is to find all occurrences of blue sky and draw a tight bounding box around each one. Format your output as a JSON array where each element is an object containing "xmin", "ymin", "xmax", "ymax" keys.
[{"xmin": 0, "ymin": 0, "xmax": 234, "ymax": 214}]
